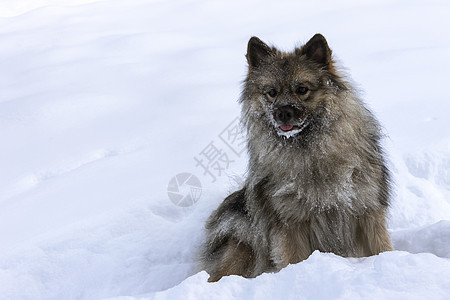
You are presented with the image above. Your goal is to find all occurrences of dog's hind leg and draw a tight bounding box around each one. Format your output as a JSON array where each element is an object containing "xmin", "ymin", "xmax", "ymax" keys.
[{"xmin": 206, "ymin": 238, "xmax": 255, "ymax": 282}]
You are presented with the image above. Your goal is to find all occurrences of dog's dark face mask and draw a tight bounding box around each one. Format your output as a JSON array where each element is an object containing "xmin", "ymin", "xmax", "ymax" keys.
[{"xmin": 243, "ymin": 34, "xmax": 347, "ymax": 142}]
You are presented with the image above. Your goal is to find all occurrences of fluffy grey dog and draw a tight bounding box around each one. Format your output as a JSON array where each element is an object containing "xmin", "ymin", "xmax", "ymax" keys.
[{"xmin": 202, "ymin": 34, "xmax": 393, "ymax": 282}]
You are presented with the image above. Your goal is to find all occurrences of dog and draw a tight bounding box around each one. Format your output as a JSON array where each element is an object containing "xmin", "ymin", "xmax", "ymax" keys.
[{"xmin": 202, "ymin": 34, "xmax": 393, "ymax": 282}]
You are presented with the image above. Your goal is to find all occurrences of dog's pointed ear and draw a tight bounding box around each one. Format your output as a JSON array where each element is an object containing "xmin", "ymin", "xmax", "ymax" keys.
[
  {"xmin": 247, "ymin": 37, "xmax": 273, "ymax": 68},
  {"xmin": 301, "ymin": 34, "xmax": 332, "ymax": 66}
]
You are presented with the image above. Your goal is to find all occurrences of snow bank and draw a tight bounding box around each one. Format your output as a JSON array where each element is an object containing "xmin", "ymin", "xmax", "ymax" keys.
[{"xmin": 150, "ymin": 251, "xmax": 450, "ymax": 300}]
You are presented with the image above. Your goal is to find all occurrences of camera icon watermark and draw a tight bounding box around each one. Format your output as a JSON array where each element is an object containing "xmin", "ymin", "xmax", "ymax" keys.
[{"xmin": 167, "ymin": 173, "xmax": 202, "ymax": 207}]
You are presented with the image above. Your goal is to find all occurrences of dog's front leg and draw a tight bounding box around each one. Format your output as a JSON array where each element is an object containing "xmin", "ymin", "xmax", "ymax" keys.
[{"xmin": 269, "ymin": 224, "xmax": 312, "ymax": 271}]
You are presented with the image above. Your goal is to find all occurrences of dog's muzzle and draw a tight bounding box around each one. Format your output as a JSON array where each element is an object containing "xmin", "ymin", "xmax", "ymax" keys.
[{"xmin": 272, "ymin": 104, "xmax": 311, "ymax": 136}]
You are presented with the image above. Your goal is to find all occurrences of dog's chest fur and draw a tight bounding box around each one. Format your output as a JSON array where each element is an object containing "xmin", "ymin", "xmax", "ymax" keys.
[{"xmin": 244, "ymin": 120, "xmax": 383, "ymax": 261}]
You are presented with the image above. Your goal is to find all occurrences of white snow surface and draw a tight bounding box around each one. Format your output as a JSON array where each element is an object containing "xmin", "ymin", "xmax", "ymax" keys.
[{"xmin": 1, "ymin": 0, "xmax": 450, "ymax": 299}]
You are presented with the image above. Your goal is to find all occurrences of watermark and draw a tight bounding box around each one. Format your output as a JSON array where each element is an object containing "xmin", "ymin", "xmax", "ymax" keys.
[
  {"xmin": 218, "ymin": 117, "xmax": 246, "ymax": 157},
  {"xmin": 194, "ymin": 117, "xmax": 246, "ymax": 183},
  {"xmin": 194, "ymin": 141, "xmax": 234, "ymax": 183},
  {"xmin": 167, "ymin": 117, "xmax": 246, "ymax": 207},
  {"xmin": 167, "ymin": 173, "xmax": 202, "ymax": 207}
]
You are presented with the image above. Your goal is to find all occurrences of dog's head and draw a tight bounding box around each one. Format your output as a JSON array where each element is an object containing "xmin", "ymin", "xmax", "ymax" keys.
[{"xmin": 241, "ymin": 34, "xmax": 347, "ymax": 141}]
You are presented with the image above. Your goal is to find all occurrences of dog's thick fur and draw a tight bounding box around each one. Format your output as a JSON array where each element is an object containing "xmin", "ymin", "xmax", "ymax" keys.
[{"xmin": 202, "ymin": 34, "xmax": 393, "ymax": 282}]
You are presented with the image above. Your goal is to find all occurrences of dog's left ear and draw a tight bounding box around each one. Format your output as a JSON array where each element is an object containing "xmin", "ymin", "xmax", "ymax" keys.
[{"xmin": 300, "ymin": 34, "xmax": 332, "ymax": 66}]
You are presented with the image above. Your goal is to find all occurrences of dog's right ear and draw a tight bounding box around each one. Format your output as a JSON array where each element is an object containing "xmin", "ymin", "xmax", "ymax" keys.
[{"xmin": 247, "ymin": 37, "xmax": 272, "ymax": 68}]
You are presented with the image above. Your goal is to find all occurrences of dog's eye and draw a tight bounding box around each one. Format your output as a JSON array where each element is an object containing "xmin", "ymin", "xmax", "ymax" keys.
[
  {"xmin": 267, "ymin": 89, "xmax": 278, "ymax": 98},
  {"xmin": 296, "ymin": 86, "xmax": 308, "ymax": 95}
]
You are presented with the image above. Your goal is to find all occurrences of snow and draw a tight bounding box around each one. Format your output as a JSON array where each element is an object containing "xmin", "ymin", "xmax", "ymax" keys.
[
  {"xmin": 0, "ymin": 0, "xmax": 449, "ymax": 299},
  {"xmin": 151, "ymin": 251, "xmax": 450, "ymax": 300}
]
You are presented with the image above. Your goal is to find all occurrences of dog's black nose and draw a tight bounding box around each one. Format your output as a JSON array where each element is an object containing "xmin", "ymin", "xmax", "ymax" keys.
[{"xmin": 274, "ymin": 105, "xmax": 294, "ymax": 123}]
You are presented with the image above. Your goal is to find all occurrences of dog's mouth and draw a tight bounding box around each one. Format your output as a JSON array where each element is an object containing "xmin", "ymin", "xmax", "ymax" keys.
[
  {"xmin": 276, "ymin": 116, "xmax": 311, "ymax": 138},
  {"xmin": 280, "ymin": 124, "xmax": 294, "ymax": 131}
]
